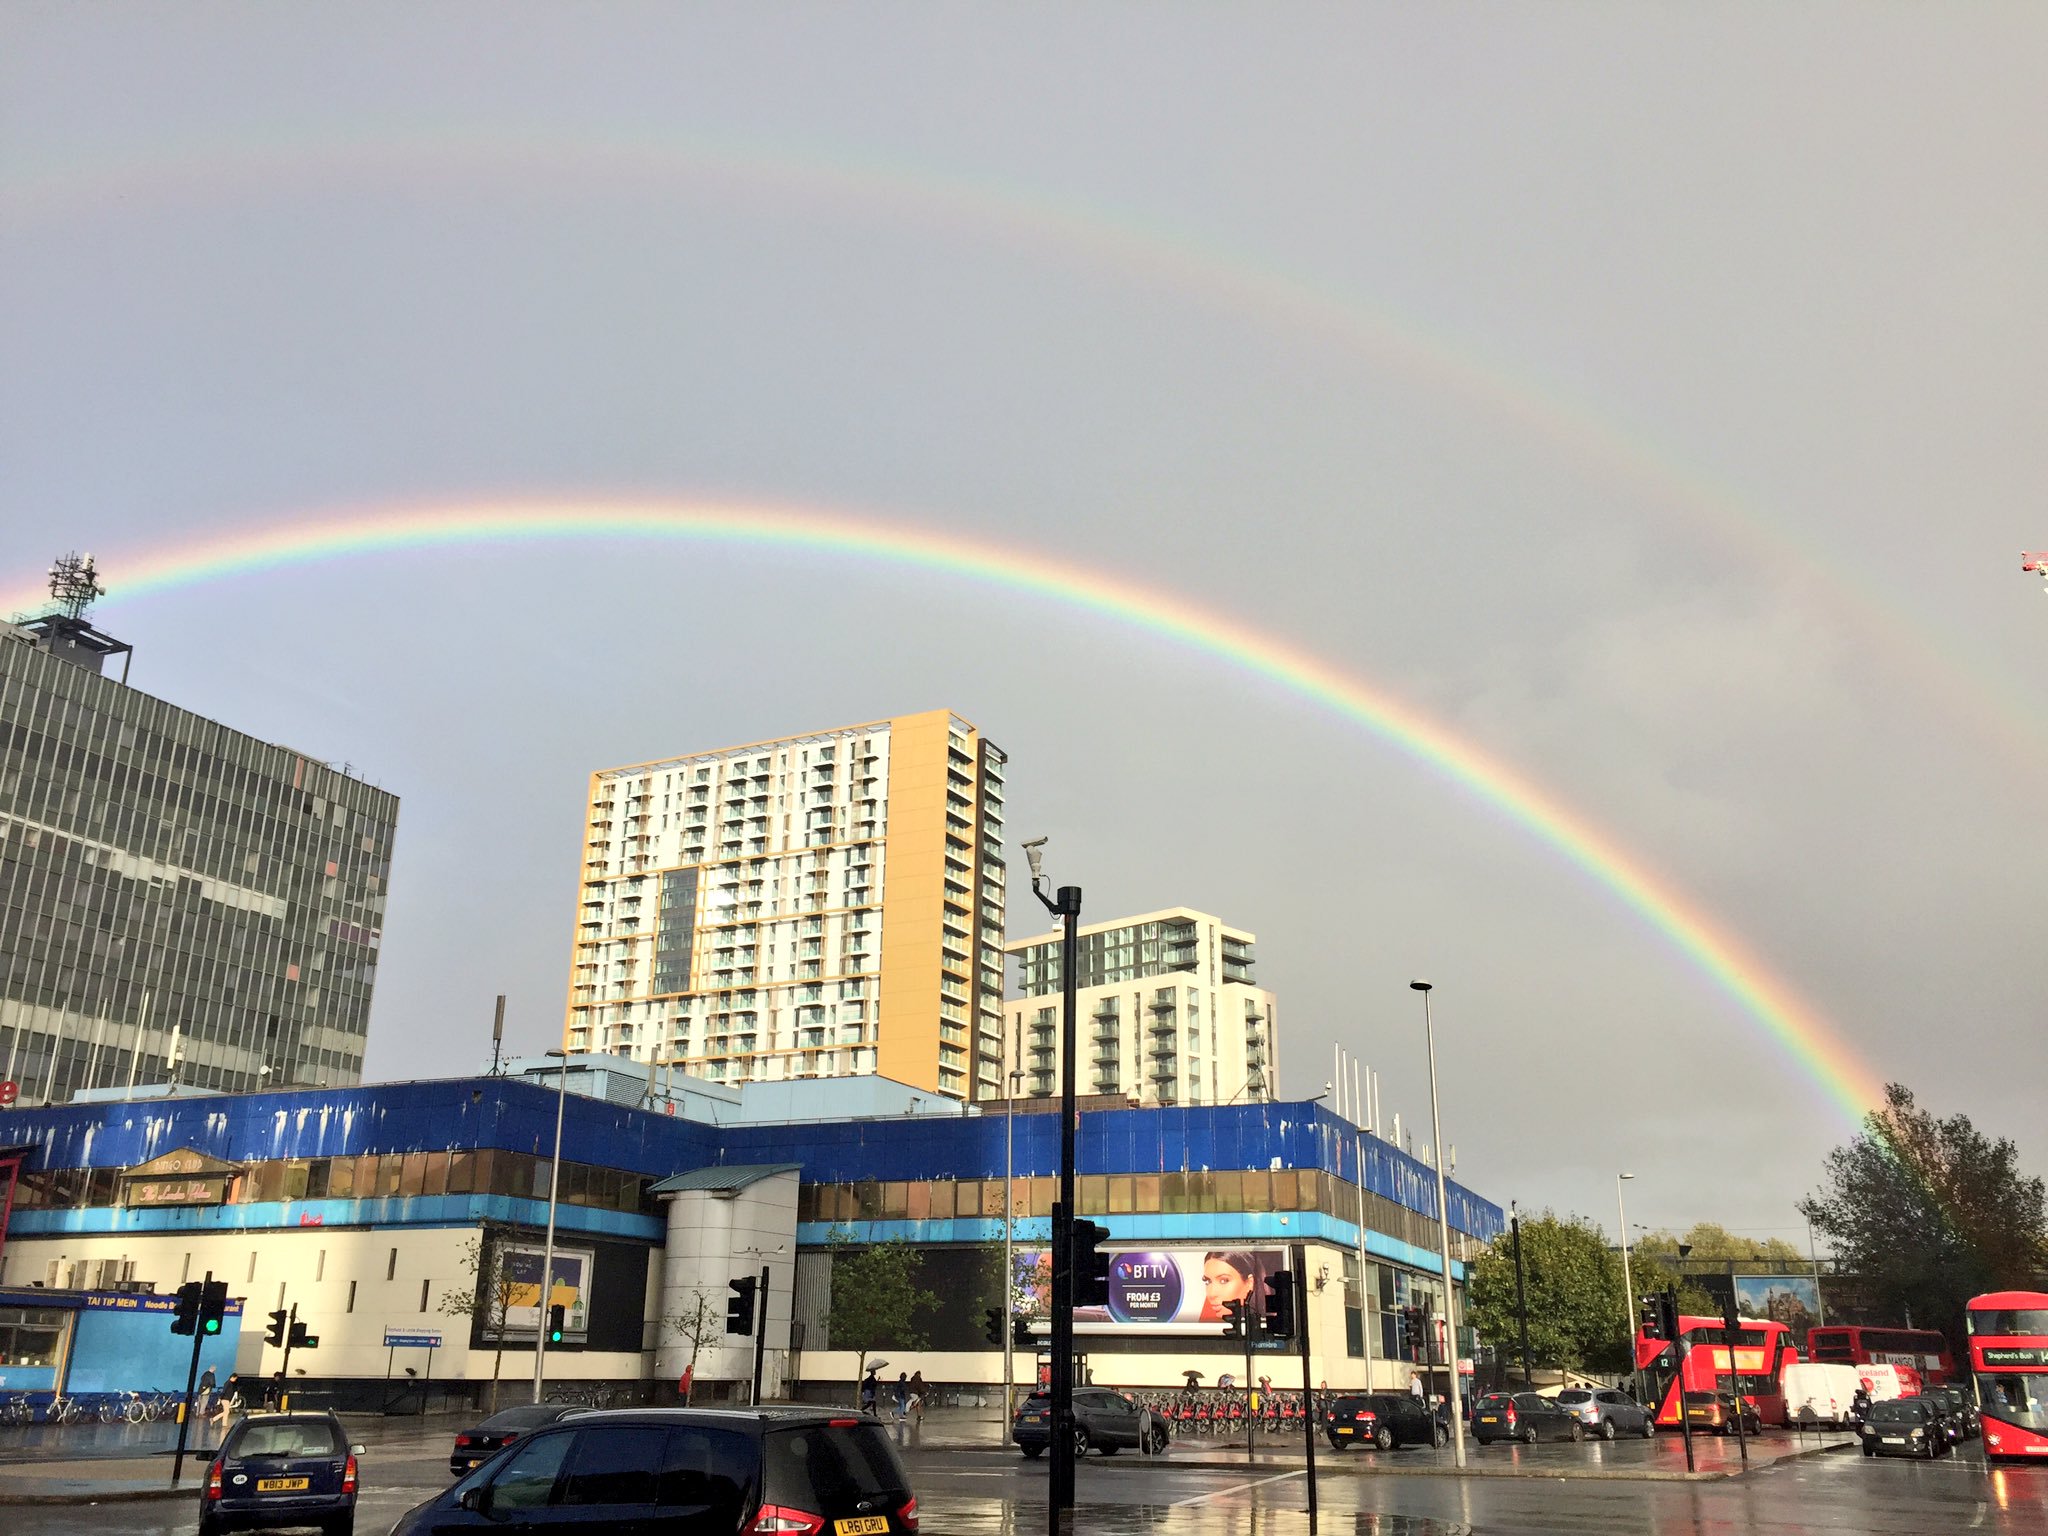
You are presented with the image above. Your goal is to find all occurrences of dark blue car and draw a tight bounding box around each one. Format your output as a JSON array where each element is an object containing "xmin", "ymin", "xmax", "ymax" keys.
[{"xmin": 201, "ymin": 1411, "xmax": 363, "ymax": 1536}]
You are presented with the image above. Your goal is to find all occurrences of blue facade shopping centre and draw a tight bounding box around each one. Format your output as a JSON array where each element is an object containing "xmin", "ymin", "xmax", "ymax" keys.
[{"xmin": 0, "ymin": 1064, "xmax": 1502, "ymax": 1405}]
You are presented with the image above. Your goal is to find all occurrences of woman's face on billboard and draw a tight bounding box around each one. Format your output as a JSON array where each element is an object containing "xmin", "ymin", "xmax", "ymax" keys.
[{"xmin": 1203, "ymin": 1257, "xmax": 1253, "ymax": 1306}]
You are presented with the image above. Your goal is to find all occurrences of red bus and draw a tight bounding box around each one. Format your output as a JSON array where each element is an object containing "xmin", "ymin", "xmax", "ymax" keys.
[
  {"xmin": 1969, "ymin": 1290, "xmax": 2048, "ymax": 1463},
  {"xmin": 1636, "ymin": 1316, "xmax": 1799, "ymax": 1427},
  {"xmin": 1806, "ymin": 1325, "xmax": 1956, "ymax": 1386}
]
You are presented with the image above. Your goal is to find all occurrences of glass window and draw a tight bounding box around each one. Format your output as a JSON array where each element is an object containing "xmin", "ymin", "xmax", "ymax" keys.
[
  {"xmin": 1107, "ymin": 1177, "xmax": 1134, "ymax": 1215},
  {"xmin": 1078, "ymin": 1176, "xmax": 1108, "ymax": 1215},
  {"xmin": 1133, "ymin": 1174, "xmax": 1161, "ymax": 1212},
  {"xmin": 447, "ymin": 1151, "xmax": 478, "ymax": 1197},
  {"xmin": 280, "ymin": 1161, "xmax": 311, "ymax": 1202},
  {"xmin": 377, "ymin": 1156, "xmax": 404, "ymax": 1198},
  {"xmin": 1972, "ymin": 1310, "xmax": 2048, "ymax": 1337},
  {"xmin": 303, "ymin": 1160, "xmax": 330, "ymax": 1201},
  {"xmin": 326, "ymin": 1157, "xmax": 356, "ymax": 1199},
  {"xmin": 1271, "ymin": 1170, "xmax": 1301, "ymax": 1210},
  {"xmin": 1239, "ymin": 1171, "xmax": 1272, "ymax": 1213},
  {"xmin": 490, "ymin": 1430, "xmax": 574, "ymax": 1511},
  {"xmin": 1210, "ymin": 1171, "xmax": 1242, "ymax": 1212},
  {"xmin": 1977, "ymin": 1373, "xmax": 2048, "ymax": 1432},
  {"xmin": 559, "ymin": 1425, "xmax": 668, "ymax": 1506},
  {"xmin": 1028, "ymin": 1177, "xmax": 1055, "ymax": 1218},
  {"xmin": 952, "ymin": 1181, "xmax": 980, "ymax": 1220},
  {"xmin": 764, "ymin": 1424, "xmax": 908, "ymax": 1506},
  {"xmin": 421, "ymin": 1151, "xmax": 449, "ymax": 1198},
  {"xmin": 398, "ymin": 1153, "xmax": 429, "ymax": 1198},
  {"xmin": 655, "ymin": 1426, "xmax": 751, "ymax": 1520},
  {"xmin": 904, "ymin": 1183, "xmax": 930, "ymax": 1221},
  {"xmin": 248, "ymin": 1161, "xmax": 285, "ymax": 1203}
]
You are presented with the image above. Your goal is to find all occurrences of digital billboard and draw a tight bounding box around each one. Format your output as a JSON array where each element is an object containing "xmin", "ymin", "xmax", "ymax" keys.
[{"xmin": 1015, "ymin": 1247, "xmax": 1291, "ymax": 1335}]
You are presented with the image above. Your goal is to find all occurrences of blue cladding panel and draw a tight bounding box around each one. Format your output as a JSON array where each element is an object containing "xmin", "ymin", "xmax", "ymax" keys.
[{"xmin": 4, "ymin": 1085, "xmax": 1501, "ymax": 1243}]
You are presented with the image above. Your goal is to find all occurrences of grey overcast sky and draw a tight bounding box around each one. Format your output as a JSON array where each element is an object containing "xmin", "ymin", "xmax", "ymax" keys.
[{"xmin": 5, "ymin": 3, "xmax": 2046, "ymax": 1243}]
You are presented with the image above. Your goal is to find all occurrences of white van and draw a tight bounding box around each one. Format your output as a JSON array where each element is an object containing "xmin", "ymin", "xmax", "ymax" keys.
[{"xmin": 1782, "ymin": 1362, "xmax": 1863, "ymax": 1426}]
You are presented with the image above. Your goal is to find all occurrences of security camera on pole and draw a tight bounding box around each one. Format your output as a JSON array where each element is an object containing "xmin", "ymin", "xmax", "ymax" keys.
[
  {"xmin": 1410, "ymin": 980, "xmax": 1466, "ymax": 1469},
  {"xmin": 1023, "ymin": 837, "xmax": 1081, "ymax": 1536}
]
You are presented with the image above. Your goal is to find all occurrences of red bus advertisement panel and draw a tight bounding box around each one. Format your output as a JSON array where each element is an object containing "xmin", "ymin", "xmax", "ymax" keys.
[
  {"xmin": 1969, "ymin": 1291, "xmax": 2048, "ymax": 1464},
  {"xmin": 1636, "ymin": 1316, "xmax": 1798, "ymax": 1426}
]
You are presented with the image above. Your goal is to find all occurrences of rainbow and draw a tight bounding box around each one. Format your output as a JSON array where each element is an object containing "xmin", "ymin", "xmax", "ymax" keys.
[
  {"xmin": 1, "ymin": 498, "xmax": 1890, "ymax": 1124},
  {"xmin": 6, "ymin": 128, "xmax": 2040, "ymax": 764}
]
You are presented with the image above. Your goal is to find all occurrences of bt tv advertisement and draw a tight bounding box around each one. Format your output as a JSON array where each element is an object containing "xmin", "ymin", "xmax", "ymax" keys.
[{"xmin": 1018, "ymin": 1248, "xmax": 1289, "ymax": 1335}]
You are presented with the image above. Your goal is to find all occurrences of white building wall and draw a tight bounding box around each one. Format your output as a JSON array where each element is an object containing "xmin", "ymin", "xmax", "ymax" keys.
[{"xmin": 655, "ymin": 1174, "xmax": 798, "ymax": 1396}]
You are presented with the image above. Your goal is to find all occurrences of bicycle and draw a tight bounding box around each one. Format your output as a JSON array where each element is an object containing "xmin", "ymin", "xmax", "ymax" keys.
[{"xmin": 0, "ymin": 1394, "xmax": 32, "ymax": 1425}]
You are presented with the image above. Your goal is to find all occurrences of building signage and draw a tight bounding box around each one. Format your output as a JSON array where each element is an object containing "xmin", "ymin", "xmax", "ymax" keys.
[
  {"xmin": 383, "ymin": 1329, "xmax": 443, "ymax": 1349},
  {"xmin": 1015, "ymin": 1247, "xmax": 1291, "ymax": 1335},
  {"xmin": 1982, "ymin": 1347, "xmax": 2048, "ymax": 1367},
  {"xmin": 84, "ymin": 1292, "xmax": 244, "ymax": 1316},
  {"xmin": 119, "ymin": 1147, "xmax": 239, "ymax": 1207}
]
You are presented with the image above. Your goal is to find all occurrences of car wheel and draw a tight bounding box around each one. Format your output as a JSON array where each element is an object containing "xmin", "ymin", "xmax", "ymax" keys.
[
  {"xmin": 1070, "ymin": 1427, "xmax": 1090, "ymax": 1459},
  {"xmin": 197, "ymin": 1517, "xmax": 222, "ymax": 1536},
  {"xmin": 1145, "ymin": 1427, "xmax": 1169, "ymax": 1455},
  {"xmin": 1862, "ymin": 1443, "xmax": 1875, "ymax": 1457},
  {"xmin": 1433, "ymin": 1426, "xmax": 1449, "ymax": 1449},
  {"xmin": 1328, "ymin": 1434, "xmax": 1345, "ymax": 1452},
  {"xmin": 1021, "ymin": 1444, "xmax": 1044, "ymax": 1459},
  {"xmin": 1374, "ymin": 1427, "xmax": 1395, "ymax": 1452},
  {"xmin": 1569, "ymin": 1422, "xmax": 1585, "ymax": 1443},
  {"xmin": 1640, "ymin": 1417, "xmax": 1655, "ymax": 1438},
  {"xmin": 1522, "ymin": 1425, "xmax": 1538, "ymax": 1445},
  {"xmin": 1099, "ymin": 1440, "xmax": 1118, "ymax": 1457},
  {"xmin": 1600, "ymin": 1418, "xmax": 1616, "ymax": 1441},
  {"xmin": 325, "ymin": 1517, "xmax": 354, "ymax": 1536}
]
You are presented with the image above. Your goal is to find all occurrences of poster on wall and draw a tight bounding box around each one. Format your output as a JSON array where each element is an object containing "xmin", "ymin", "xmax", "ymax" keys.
[
  {"xmin": 1734, "ymin": 1275, "xmax": 1820, "ymax": 1337},
  {"xmin": 492, "ymin": 1244, "xmax": 593, "ymax": 1340},
  {"xmin": 1015, "ymin": 1248, "xmax": 1290, "ymax": 1335}
]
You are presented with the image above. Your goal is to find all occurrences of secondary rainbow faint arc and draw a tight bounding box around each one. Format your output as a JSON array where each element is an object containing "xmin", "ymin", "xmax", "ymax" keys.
[{"xmin": 1, "ymin": 498, "xmax": 1889, "ymax": 1125}]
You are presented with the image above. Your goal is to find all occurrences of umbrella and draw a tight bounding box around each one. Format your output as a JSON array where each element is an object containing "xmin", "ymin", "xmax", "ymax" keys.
[{"xmin": 866, "ymin": 1360, "xmax": 889, "ymax": 1373}]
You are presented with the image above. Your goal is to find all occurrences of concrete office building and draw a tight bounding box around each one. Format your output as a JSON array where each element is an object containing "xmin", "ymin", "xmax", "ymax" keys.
[
  {"xmin": 566, "ymin": 711, "xmax": 1008, "ymax": 1101},
  {"xmin": 1005, "ymin": 909, "xmax": 1277, "ymax": 1106},
  {"xmin": 0, "ymin": 588, "xmax": 399, "ymax": 1104}
]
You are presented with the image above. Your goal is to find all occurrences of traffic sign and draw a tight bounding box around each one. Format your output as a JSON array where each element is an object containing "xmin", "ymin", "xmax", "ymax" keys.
[
  {"xmin": 0, "ymin": 1080, "xmax": 16, "ymax": 1106},
  {"xmin": 382, "ymin": 1329, "xmax": 443, "ymax": 1349}
]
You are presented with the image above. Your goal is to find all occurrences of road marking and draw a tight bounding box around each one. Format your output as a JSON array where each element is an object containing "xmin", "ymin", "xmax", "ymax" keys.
[{"xmin": 1170, "ymin": 1469, "xmax": 1304, "ymax": 1507}]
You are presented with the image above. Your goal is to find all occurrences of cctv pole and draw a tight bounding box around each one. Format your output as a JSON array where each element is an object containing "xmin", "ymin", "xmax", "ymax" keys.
[
  {"xmin": 1413, "ymin": 982, "xmax": 1465, "ymax": 1468},
  {"xmin": 1511, "ymin": 1205, "xmax": 1533, "ymax": 1390},
  {"xmin": 169, "ymin": 1271, "xmax": 211, "ymax": 1488},
  {"xmin": 1029, "ymin": 865, "xmax": 1082, "ymax": 1536},
  {"xmin": 532, "ymin": 1050, "xmax": 569, "ymax": 1402},
  {"xmin": 1292, "ymin": 1242, "xmax": 1319, "ymax": 1530}
]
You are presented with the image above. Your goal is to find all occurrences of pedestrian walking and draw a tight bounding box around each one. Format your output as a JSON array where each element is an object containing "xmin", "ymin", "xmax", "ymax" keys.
[
  {"xmin": 196, "ymin": 1365, "xmax": 217, "ymax": 1418},
  {"xmin": 893, "ymin": 1372, "xmax": 909, "ymax": 1426},
  {"xmin": 908, "ymin": 1371, "xmax": 926, "ymax": 1428},
  {"xmin": 860, "ymin": 1368, "xmax": 879, "ymax": 1415},
  {"xmin": 211, "ymin": 1373, "xmax": 244, "ymax": 1440}
]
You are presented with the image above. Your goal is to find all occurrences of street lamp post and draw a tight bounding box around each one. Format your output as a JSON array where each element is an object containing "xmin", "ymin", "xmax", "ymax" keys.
[
  {"xmin": 1616, "ymin": 1174, "xmax": 1637, "ymax": 1397},
  {"xmin": 1411, "ymin": 981, "xmax": 1464, "ymax": 1468},
  {"xmin": 1510, "ymin": 1201, "xmax": 1533, "ymax": 1390},
  {"xmin": 532, "ymin": 1049, "xmax": 569, "ymax": 1402},
  {"xmin": 1025, "ymin": 839, "xmax": 1081, "ymax": 1536}
]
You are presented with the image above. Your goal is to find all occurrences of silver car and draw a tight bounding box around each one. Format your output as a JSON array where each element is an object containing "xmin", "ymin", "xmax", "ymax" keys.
[{"xmin": 1555, "ymin": 1387, "xmax": 1653, "ymax": 1439}]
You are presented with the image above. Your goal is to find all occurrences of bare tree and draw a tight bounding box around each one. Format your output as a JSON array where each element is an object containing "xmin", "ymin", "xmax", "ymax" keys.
[
  {"xmin": 441, "ymin": 1232, "xmax": 522, "ymax": 1415},
  {"xmin": 663, "ymin": 1288, "xmax": 725, "ymax": 1405}
]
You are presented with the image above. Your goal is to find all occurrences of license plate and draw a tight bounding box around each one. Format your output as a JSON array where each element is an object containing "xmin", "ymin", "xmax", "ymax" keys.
[
  {"xmin": 257, "ymin": 1477, "xmax": 310, "ymax": 1492},
  {"xmin": 1882, "ymin": 1436, "xmax": 1905, "ymax": 1444},
  {"xmin": 1477, "ymin": 1417, "xmax": 1499, "ymax": 1426},
  {"xmin": 834, "ymin": 1520, "xmax": 890, "ymax": 1536},
  {"xmin": 1334, "ymin": 1427, "xmax": 1353, "ymax": 1435},
  {"xmin": 1021, "ymin": 1413, "xmax": 1043, "ymax": 1422}
]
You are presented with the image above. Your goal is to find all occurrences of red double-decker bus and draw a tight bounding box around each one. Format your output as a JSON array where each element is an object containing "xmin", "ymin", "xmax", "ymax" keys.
[
  {"xmin": 1807, "ymin": 1324, "xmax": 1956, "ymax": 1385},
  {"xmin": 1636, "ymin": 1316, "xmax": 1799, "ymax": 1427},
  {"xmin": 1969, "ymin": 1291, "xmax": 2048, "ymax": 1463}
]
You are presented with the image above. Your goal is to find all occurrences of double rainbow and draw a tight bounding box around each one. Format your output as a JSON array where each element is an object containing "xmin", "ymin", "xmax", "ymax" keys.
[{"xmin": 1, "ymin": 498, "xmax": 1889, "ymax": 1125}]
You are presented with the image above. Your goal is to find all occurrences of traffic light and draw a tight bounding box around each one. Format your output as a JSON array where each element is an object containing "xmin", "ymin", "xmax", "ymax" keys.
[
  {"xmin": 1221, "ymin": 1297, "xmax": 1250, "ymax": 1338},
  {"xmin": 1071, "ymin": 1220, "xmax": 1111, "ymax": 1309},
  {"xmin": 984, "ymin": 1308, "xmax": 1004, "ymax": 1347},
  {"xmin": 725, "ymin": 1277, "xmax": 757, "ymax": 1337},
  {"xmin": 171, "ymin": 1281, "xmax": 203, "ymax": 1337},
  {"xmin": 1638, "ymin": 1295, "xmax": 1665, "ymax": 1341},
  {"xmin": 264, "ymin": 1309, "xmax": 290, "ymax": 1348},
  {"xmin": 1659, "ymin": 1291, "xmax": 1680, "ymax": 1345},
  {"xmin": 547, "ymin": 1304, "xmax": 567, "ymax": 1345},
  {"xmin": 1720, "ymin": 1291, "xmax": 1742, "ymax": 1338},
  {"xmin": 1263, "ymin": 1270, "xmax": 1297, "ymax": 1340},
  {"xmin": 288, "ymin": 1319, "xmax": 319, "ymax": 1351},
  {"xmin": 1012, "ymin": 1314, "xmax": 1035, "ymax": 1349},
  {"xmin": 199, "ymin": 1281, "xmax": 228, "ymax": 1337}
]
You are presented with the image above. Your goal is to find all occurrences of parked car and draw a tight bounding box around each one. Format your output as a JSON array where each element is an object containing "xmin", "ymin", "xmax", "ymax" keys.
[
  {"xmin": 449, "ymin": 1403, "xmax": 586, "ymax": 1476},
  {"xmin": 1322, "ymin": 1393, "xmax": 1445, "ymax": 1451},
  {"xmin": 393, "ymin": 1407, "xmax": 917, "ymax": 1536},
  {"xmin": 1554, "ymin": 1387, "xmax": 1653, "ymax": 1440},
  {"xmin": 1471, "ymin": 1392, "xmax": 1586, "ymax": 1445},
  {"xmin": 1013, "ymin": 1388, "xmax": 1170, "ymax": 1458},
  {"xmin": 1682, "ymin": 1391, "xmax": 1763, "ymax": 1437},
  {"xmin": 1860, "ymin": 1396, "xmax": 1951, "ymax": 1459},
  {"xmin": 200, "ymin": 1411, "xmax": 364, "ymax": 1536}
]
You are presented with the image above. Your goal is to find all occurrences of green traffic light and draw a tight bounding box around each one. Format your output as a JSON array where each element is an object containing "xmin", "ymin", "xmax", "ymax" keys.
[
  {"xmin": 549, "ymin": 1329, "xmax": 563, "ymax": 1344},
  {"xmin": 204, "ymin": 1318, "xmax": 221, "ymax": 1335}
]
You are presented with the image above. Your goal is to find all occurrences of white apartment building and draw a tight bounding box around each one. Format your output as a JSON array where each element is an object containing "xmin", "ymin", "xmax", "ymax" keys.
[
  {"xmin": 565, "ymin": 711, "xmax": 1009, "ymax": 1101},
  {"xmin": 1004, "ymin": 908, "xmax": 1277, "ymax": 1106}
]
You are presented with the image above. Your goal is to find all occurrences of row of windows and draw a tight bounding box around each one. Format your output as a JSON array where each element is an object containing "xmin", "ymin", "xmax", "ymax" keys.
[{"xmin": 12, "ymin": 1149, "xmax": 658, "ymax": 1217}]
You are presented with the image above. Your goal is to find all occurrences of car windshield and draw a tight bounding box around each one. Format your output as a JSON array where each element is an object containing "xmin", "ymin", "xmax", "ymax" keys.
[
  {"xmin": 1557, "ymin": 1391, "xmax": 1592, "ymax": 1403},
  {"xmin": 1867, "ymin": 1401, "xmax": 1921, "ymax": 1422},
  {"xmin": 232, "ymin": 1421, "xmax": 342, "ymax": 1459},
  {"xmin": 1683, "ymin": 1392, "xmax": 1719, "ymax": 1406}
]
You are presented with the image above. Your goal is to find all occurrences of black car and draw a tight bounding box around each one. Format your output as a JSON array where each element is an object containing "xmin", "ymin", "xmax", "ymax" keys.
[
  {"xmin": 450, "ymin": 1403, "xmax": 586, "ymax": 1475},
  {"xmin": 394, "ymin": 1407, "xmax": 917, "ymax": 1536},
  {"xmin": 1012, "ymin": 1388, "xmax": 1170, "ymax": 1458},
  {"xmin": 1471, "ymin": 1391, "xmax": 1586, "ymax": 1445},
  {"xmin": 1923, "ymin": 1386, "xmax": 1979, "ymax": 1442},
  {"xmin": 1322, "ymin": 1393, "xmax": 1444, "ymax": 1451},
  {"xmin": 1861, "ymin": 1396, "xmax": 1950, "ymax": 1459},
  {"xmin": 201, "ymin": 1411, "xmax": 364, "ymax": 1536}
]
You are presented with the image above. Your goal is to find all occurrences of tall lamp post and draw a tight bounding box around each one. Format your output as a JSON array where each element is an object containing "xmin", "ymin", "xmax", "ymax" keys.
[
  {"xmin": 1410, "ymin": 980, "xmax": 1465, "ymax": 1468},
  {"xmin": 532, "ymin": 1049, "xmax": 570, "ymax": 1402},
  {"xmin": 1615, "ymin": 1173, "xmax": 1637, "ymax": 1396},
  {"xmin": 1024, "ymin": 838, "xmax": 1081, "ymax": 1536}
]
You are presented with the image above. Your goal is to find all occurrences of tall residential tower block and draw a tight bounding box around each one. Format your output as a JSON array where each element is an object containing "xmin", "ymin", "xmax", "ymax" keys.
[
  {"xmin": 565, "ymin": 711, "xmax": 1007, "ymax": 1100},
  {"xmin": 1004, "ymin": 908, "xmax": 1277, "ymax": 1106}
]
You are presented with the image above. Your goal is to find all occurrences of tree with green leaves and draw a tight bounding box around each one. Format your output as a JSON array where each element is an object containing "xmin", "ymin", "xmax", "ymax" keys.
[
  {"xmin": 440, "ymin": 1231, "xmax": 522, "ymax": 1414},
  {"xmin": 826, "ymin": 1230, "xmax": 937, "ymax": 1386},
  {"xmin": 1633, "ymin": 1224, "xmax": 1809, "ymax": 1271},
  {"xmin": 1799, "ymin": 1083, "xmax": 2047, "ymax": 1348}
]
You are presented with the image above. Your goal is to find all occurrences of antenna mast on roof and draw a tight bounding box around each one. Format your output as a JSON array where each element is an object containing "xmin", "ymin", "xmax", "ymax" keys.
[{"xmin": 48, "ymin": 551, "xmax": 106, "ymax": 619}]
